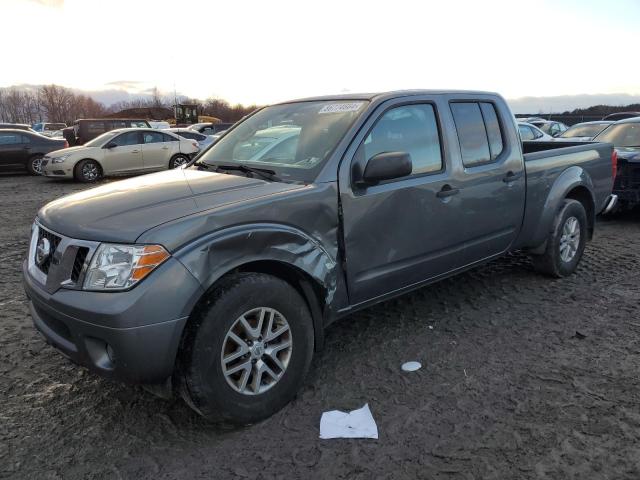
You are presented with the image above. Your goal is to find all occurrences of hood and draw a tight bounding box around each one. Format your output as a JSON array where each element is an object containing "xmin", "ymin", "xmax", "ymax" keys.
[
  {"xmin": 38, "ymin": 168, "xmax": 305, "ymax": 244},
  {"xmin": 615, "ymin": 146, "xmax": 640, "ymax": 162},
  {"xmin": 45, "ymin": 145, "xmax": 90, "ymax": 157}
]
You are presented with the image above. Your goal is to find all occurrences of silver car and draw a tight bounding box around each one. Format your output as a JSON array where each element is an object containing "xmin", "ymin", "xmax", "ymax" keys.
[{"xmin": 41, "ymin": 128, "xmax": 200, "ymax": 182}]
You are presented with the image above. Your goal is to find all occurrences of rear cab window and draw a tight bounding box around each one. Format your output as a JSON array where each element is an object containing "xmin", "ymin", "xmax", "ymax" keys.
[{"xmin": 450, "ymin": 101, "xmax": 504, "ymax": 167}]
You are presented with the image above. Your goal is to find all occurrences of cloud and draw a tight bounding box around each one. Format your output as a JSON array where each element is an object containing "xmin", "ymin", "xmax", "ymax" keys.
[{"xmin": 104, "ymin": 80, "xmax": 146, "ymax": 90}]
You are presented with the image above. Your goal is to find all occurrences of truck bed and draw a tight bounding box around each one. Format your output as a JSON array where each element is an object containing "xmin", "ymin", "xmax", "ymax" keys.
[{"xmin": 515, "ymin": 140, "xmax": 614, "ymax": 250}]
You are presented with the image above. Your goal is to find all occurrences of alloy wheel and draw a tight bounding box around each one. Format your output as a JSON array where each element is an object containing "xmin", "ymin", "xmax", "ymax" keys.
[
  {"xmin": 559, "ymin": 216, "xmax": 580, "ymax": 262},
  {"xmin": 221, "ymin": 307, "xmax": 292, "ymax": 395}
]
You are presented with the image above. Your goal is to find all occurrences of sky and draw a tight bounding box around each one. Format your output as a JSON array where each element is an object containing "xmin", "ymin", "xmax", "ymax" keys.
[{"xmin": 2, "ymin": 0, "xmax": 640, "ymax": 110}]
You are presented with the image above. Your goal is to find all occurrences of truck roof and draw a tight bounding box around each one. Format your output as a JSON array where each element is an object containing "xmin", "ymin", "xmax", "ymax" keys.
[{"xmin": 279, "ymin": 89, "xmax": 501, "ymax": 104}]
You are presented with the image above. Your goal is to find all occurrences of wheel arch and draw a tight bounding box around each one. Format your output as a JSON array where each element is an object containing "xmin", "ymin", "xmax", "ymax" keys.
[
  {"xmin": 527, "ymin": 166, "xmax": 596, "ymax": 250},
  {"xmin": 174, "ymin": 223, "xmax": 341, "ymax": 352}
]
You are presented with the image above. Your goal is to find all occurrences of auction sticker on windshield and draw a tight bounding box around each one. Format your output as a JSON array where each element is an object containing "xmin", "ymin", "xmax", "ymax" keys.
[{"xmin": 318, "ymin": 102, "xmax": 364, "ymax": 114}]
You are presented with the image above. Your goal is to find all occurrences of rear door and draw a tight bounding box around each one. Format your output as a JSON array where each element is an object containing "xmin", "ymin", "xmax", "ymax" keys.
[
  {"xmin": 102, "ymin": 131, "xmax": 143, "ymax": 173},
  {"xmin": 447, "ymin": 97, "xmax": 525, "ymax": 265},
  {"xmin": 141, "ymin": 131, "xmax": 172, "ymax": 170}
]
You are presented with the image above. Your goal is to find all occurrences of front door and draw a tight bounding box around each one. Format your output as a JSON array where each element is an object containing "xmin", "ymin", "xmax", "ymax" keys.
[
  {"xmin": 340, "ymin": 100, "xmax": 467, "ymax": 305},
  {"xmin": 102, "ymin": 131, "xmax": 143, "ymax": 174}
]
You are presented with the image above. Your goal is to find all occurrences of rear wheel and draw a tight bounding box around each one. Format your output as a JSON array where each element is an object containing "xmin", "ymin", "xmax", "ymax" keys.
[
  {"xmin": 74, "ymin": 159, "xmax": 102, "ymax": 182},
  {"xmin": 169, "ymin": 154, "xmax": 190, "ymax": 169},
  {"xmin": 531, "ymin": 199, "xmax": 587, "ymax": 277},
  {"xmin": 177, "ymin": 272, "xmax": 314, "ymax": 424},
  {"xmin": 27, "ymin": 154, "xmax": 44, "ymax": 175}
]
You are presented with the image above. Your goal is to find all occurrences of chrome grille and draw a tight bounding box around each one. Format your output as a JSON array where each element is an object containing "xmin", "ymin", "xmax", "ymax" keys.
[{"xmin": 28, "ymin": 221, "xmax": 100, "ymax": 294}]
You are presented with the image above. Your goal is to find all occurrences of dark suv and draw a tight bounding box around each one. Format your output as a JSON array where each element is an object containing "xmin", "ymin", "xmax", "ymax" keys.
[{"xmin": 62, "ymin": 119, "xmax": 151, "ymax": 145}]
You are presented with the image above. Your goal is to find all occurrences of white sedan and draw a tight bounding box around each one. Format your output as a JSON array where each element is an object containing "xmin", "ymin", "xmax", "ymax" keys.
[
  {"xmin": 518, "ymin": 122, "xmax": 554, "ymax": 142},
  {"xmin": 41, "ymin": 128, "xmax": 200, "ymax": 182}
]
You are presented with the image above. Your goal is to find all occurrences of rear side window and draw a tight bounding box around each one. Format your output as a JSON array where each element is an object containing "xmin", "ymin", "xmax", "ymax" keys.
[
  {"xmin": 362, "ymin": 104, "xmax": 443, "ymax": 175},
  {"xmin": 479, "ymin": 103, "xmax": 503, "ymax": 160},
  {"xmin": 86, "ymin": 121, "xmax": 106, "ymax": 136},
  {"xmin": 162, "ymin": 133, "xmax": 178, "ymax": 142},
  {"xmin": 450, "ymin": 102, "xmax": 504, "ymax": 167},
  {"xmin": 0, "ymin": 133, "xmax": 23, "ymax": 145},
  {"xmin": 143, "ymin": 131, "xmax": 165, "ymax": 144}
]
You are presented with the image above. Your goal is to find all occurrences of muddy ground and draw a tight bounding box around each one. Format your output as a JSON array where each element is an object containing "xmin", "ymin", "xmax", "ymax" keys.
[{"xmin": 1, "ymin": 174, "xmax": 640, "ymax": 479}]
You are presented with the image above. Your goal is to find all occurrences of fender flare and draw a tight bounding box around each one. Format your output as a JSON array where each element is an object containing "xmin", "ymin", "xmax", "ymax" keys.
[{"xmin": 529, "ymin": 166, "xmax": 595, "ymax": 249}]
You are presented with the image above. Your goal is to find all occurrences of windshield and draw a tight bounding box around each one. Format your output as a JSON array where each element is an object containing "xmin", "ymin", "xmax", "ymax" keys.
[
  {"xmin": 560, "ymin": 123, "xmax": 609, "ymax": 138},
  {"xmin": 196, "ymin": 100, "xmax": 368, "ymax": 182},
  {"xmin": 595, "ymin": 123, "xmax": 640, "ymax": 147},
  {"xmin": 84, "ymin": 130, "xmax": 119, "ymax": 147}
]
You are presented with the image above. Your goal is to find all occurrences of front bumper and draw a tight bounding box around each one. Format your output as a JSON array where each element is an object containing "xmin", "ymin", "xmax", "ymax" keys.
[{"xmin": 23, "ymin": 257, "xmax": 204, "ymax": 383}]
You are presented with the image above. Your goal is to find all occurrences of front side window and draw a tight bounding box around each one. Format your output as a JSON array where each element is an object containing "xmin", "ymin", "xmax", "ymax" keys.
[
  {"xmin": 112, "ymin": 132, "xmax": 140, "ymax": 146},
  {"xmin": 451, "ymin": 102, "xmax": 491, "ymax": 166},
  {"xmin": 362, "ymin": 104, "xmax": 443, "ymax": 175},
  {"xmin": 198, "ymin": 100, "xmax": 367, "ymax": 182}
]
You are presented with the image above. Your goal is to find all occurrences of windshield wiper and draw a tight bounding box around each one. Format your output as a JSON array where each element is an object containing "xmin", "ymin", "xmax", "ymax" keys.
[{"xmin": 214, "ymin": 164, "xmax": 283, "ymax": 182}]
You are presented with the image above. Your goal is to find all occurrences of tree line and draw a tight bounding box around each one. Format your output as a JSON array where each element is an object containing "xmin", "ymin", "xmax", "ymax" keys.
[{"xmin": 0, "ymin": 84, "xmax": 259, "ymax": 125}]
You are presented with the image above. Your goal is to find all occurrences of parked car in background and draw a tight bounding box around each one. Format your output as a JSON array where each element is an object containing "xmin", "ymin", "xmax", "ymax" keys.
[
  {"xmin": 0, "ymin": 123, "xmax": 36, "ymax": 132},
  {"xmin": 41, "ymin": 128, "xmax": 199, "ymax": 182},
  {"xmin": 527, "ymin": 120, "xmax": 569, "ymax": 137},
  {"xmin": 518, "ymin": 122, "xmax": 554, "ymax": 141},
  {"xmin": 602, "ymin": 112, "xmax": 640, "ymax": 121},
  {"xmin": 61, "ymin": 118, "xmax": 151, "ymax": 146},
  {"xmin": 32, "ymin": 122, "xmax": 67, "ymax": 137},
  {"xmin": 149, "ymin": 121, "xmax": 171, "ymax": 130},
  {"xmin": 0, "ymin": 129, "xmax": 68, "ymax": 174},
  {"xmin": 168, "ymin": 128, "xmax": 214, "ymax": 151},
  {"xmin": 24, "ymin": 90, "xmax": 616, "ymax": 424},
  {"xmin": 558, "ymin": 121, "xmax": 614, "ymax": 141},
  {"xmin": 188, "ymin": 122, "xmax": 234, "ymax": 135},
  {"xmin": 594, "ymin": 117, "xmax": 640, "ymax": 208}
]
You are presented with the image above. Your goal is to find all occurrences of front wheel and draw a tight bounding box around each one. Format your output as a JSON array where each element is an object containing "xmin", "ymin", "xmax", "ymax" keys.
[
  {"xmin": 169, "ymin": 154, "xmax": 190, "ymax": 169},
  {"xmin": 531, "ymin": 199, "xmax": 587, "ymax": 277},
  {"xmin": 74, "ymin": 159, "xmax": 102, "ymax": 182},
  {"xmin": 177, "ymin": 273, "xmax": 314, "ymax": 424}
]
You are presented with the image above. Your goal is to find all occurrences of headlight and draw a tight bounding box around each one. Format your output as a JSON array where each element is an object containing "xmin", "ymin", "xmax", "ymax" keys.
[
  {"xmin": 83, "ymin": 244, "xmax": 169, "ymax": 291},
  {"xmin": 52, "ymin": 154, "xmax": 71, "ymax": 164}
]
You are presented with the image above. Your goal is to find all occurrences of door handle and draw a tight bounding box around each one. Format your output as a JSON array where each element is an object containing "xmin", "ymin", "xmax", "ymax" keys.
[
  {"xmin": 436, "ymin": 184, "xmax": 460, "ymax": 199},
  {"xmin": 503, "ymin": 171, "xmax": 523, "ymax": 183},
  {"xmin": 131, "ymin": 150, "xmax": 140, "ymax": 153},
  {"xmin": 161, "ymin": 146, "xmax": 169, "ymax": 150}
]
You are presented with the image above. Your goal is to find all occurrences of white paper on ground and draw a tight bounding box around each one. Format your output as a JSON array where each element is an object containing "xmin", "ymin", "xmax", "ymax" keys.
[
  {"xmin": 319, "ymin": 403, "xmax": 378, "ymax": 439},
  {"xmin": 401, "ymin": 361, "xmax": 422, "ymax": 372}
]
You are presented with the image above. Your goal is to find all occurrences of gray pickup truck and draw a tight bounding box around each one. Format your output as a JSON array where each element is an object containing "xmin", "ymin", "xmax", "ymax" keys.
[{"xmin": 23, "ymin": 90, "xmax": 616, "ymax": 424}]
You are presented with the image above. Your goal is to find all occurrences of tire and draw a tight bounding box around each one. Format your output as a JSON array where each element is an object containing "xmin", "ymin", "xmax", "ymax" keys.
[
  {"xmin": 531, "ymin": 199, "xmax": 588, "ymax": 277},
  {"xmin": 178, "ymin": 272, "xmax": 314, "ymax": 424},
  {"xmin": 74, "ymin": 159, "xmax": 101, "ymax": 183},
  {"xmin": 169, "ymin": 154, "xmax": 190, "ymax": 169},
  {"xmin": 26, "ymin": 154, "xmax": 44, "ymax": 175}
]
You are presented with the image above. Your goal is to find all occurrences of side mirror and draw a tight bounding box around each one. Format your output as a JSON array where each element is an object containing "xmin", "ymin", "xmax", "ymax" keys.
[
  {"xmin": 104, "ymin": 142, "xmax": 117, "ymax": 149},
  {"xmin": 360, "ymin": 151, "xmax": 412, "ymax": 185}
]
